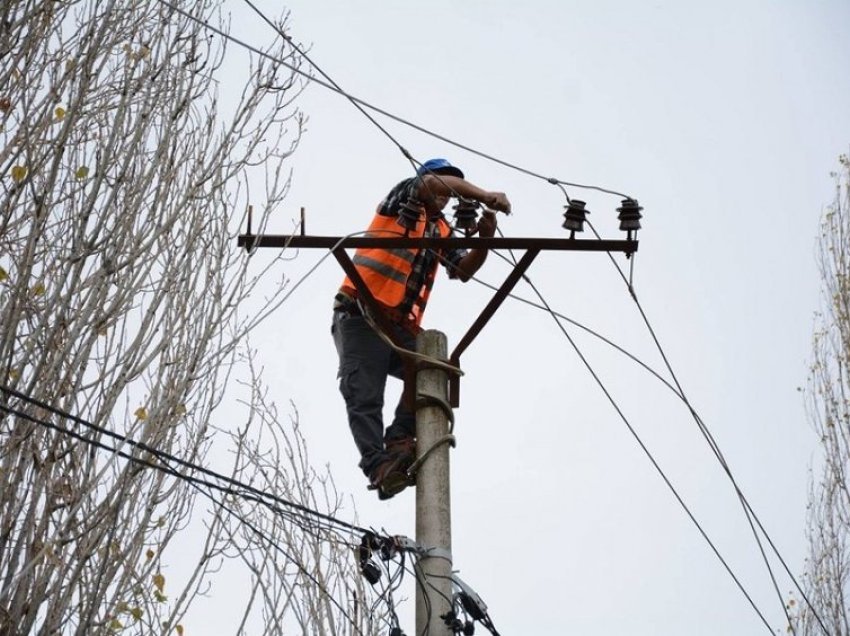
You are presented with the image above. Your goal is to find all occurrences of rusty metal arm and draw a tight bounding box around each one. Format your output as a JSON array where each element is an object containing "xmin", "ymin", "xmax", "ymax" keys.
[
  {"xmin": 238, "ymin": 234, "xmax": 638, "ymax": 254},
  {"xmin": 448, "ymin": 249, "xmax": 540, "ymax": 407},
  {"xmin": 244, "ymin": 231, "xmax": 639, "ymax": 408},
  {"xmin": 332, "ymin": 248, "xmax": 418, "ymax": 408}
]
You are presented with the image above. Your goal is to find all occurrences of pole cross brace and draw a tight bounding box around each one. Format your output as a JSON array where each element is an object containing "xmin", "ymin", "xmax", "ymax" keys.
[
  {"xmin": 450, "ymin": 248, "xmax": 540, "ymax": 406},
  {"xmin": 238, "ymin": 230, "xmax": 638, "ymax": 407}
]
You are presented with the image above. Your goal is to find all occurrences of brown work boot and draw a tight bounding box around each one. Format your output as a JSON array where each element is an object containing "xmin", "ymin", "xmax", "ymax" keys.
[
  {"xmin": 369, "ymin": 455, "xmax": 410, "ymax": 500},
  {"xmin": 385, "ymin": 436, "xmax": 417, "ymax": 472}
]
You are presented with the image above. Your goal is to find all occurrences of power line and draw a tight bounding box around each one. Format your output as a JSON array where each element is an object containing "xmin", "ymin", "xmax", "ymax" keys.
[
  {"xmin": 505, "ymin": 268, "xmax": 777, "ymax": 633},
  {"xmin": 580, "ymin": 219, "xmax": 828, "ymax": 636},
  {"xmin": 451, "ymin": 230, "xmax": 776, "ymax": 632},
  {"xmin": 0, "ymin": 392, "xmax": 380, "ymax": 632},
  {"xmin": 154, "ymin": 4, "xmax": 797, "ymax": 629},
  {"xmin": 1, "ymin": 384, "xmax": 499, "ymax": 634},
  {"xmin": 486, "ymin": 247, "xmax": 821, "ymax": 632},
  {"xmin": 156, "ymin": 0, "xmax": 633, "ymax": 201},
  {"xmin": 463, "ymin": 202, "xmax": 819, "ymax": 633},
  {"xmin": 455, "ymin": 205, "xmax": 818, "ymax": 633},
  {"xmin": 0, "ymin": 385, "xmax": 371, "ymax": 540}
]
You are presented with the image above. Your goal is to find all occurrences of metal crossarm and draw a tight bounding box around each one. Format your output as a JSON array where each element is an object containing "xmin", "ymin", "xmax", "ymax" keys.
[
  {"xmin": 238, "ymin": 233, "xmax": 638, "ymax": 253},
  {"xmin": 239, "ymin": 231, "xmax": 639, "ymax": 407}
]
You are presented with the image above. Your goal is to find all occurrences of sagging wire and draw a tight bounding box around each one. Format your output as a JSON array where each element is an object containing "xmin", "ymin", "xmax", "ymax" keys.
[
  {"xmin": 462, "ymin": 226, "xmax": 776, "ymax": 634},
  {"xmin": 358, "ymin": 304, "xmax": 464, "ymax": 378},
  {"xmin": 454, "ymin": 232, "xmax": 815, "ymax": 632},
  {"xmin": 0, "ymin": 392, "xmax": 373, "ymax": 633},
  {"xmin": 575, "ymin": 210, "xmax": 824, "ymax": 634},
  {"xmin": 160, "ymin": 0, "xmax": 634, "ymax": 205},
  {"xmin": 355, "ymin": 533, "xmax": 503, "ymax": 636},
  {"xmin": 542, "ymin": 175, "xmax": 817, "ymax": 633},
  {"xmin": 356, "ymin": 533, "xmax": 421, "ymax": 636},
  {"xmin": 0, "ymin": 386, "xmax": 374, "ymax": 541}
]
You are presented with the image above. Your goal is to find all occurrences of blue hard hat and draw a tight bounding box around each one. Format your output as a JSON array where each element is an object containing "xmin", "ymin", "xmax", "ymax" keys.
[{"xmin": 416, "ymin": 158, "xmax": 464, "ymax": 179}]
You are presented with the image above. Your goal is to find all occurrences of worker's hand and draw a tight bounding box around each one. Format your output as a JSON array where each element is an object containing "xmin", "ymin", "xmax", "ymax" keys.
[
  {"xmin": 483, "ymin": 192, "xmax": 511, "ymax": 215},
  {"xmin": 477, "ymin": 210, "xmax": 498, "ymax": 238}
]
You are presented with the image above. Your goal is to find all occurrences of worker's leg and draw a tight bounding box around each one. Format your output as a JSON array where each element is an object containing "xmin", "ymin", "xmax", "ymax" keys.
[
  {"xmin": 385, "ymin": 326, "xmax": 417, "ymax": 443},
  {"xmin": 332, "ymin": 310, "xmax": 393, "ymax": 476}
]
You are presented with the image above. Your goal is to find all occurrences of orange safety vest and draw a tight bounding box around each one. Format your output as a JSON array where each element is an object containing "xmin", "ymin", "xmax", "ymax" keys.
[{"xmin": 340, "ymin": 207, "xmax": 453, "ymax": 328}]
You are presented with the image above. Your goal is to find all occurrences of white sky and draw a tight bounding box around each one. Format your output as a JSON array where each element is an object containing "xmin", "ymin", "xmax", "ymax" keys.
[{"xmin": 197, "ymin": 1, "xmax": 850, "ymax": 634}]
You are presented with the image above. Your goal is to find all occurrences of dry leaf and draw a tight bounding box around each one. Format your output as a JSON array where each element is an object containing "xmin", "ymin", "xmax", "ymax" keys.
[{"xmin": 11, "ymin": 165, "xmax": 27, "ymax": 182}]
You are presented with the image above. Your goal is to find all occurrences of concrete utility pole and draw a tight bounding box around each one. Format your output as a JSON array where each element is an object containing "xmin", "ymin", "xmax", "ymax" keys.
[{"xmin": 415, "ymin": 330, "xmax": 453, "ymax": 636}]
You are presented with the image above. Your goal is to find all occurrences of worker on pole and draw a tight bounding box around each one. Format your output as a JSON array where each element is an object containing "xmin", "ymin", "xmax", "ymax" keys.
[{"xmin": 331, "ymin": 158, "xmax": 511, "ymax": 499}]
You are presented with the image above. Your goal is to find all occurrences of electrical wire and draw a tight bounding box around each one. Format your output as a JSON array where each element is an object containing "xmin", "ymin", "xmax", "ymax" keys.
[
  {"xmin": 2, "ymin": 386, "xmax": 481, "ymax": 635},
  {"xmin": 508, "ymin": 268, "xmax": 776, "ymax": 633},
  {"xmin": 0, "ymin": 395, "xmax": 374, "ymax": 632},
  {"xmin": 447, "ymin": 224, "xmax": 775, "ymax": 632},
  {"xmin": 463, "ymin": 245, "xmax": 812, "ymax": 632},
  {"xmin": 149, "ymin": 4, "xmax": 799, "ymax": 631},
  {"xmin": 156, "ymin": 0, "xmax": 633, "ymax": 201},
  {"xmin": 447, "ymin": 198, "xmax": 816, "ymax": 633},
  {"xmin": 181, "ymin": 466, "xmax": 368, "ymax": 635},
  {"xmin": 579, "ymin": 218, "xmax": 828, "ymax": 635},
  {"xmin": 0, "ymin": 385, "xmax": 373, "ymax": 540}
]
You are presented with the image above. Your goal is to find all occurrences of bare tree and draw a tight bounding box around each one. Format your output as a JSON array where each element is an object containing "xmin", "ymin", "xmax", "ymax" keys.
[
  {"xmin": 0, "ymin": 1, "xmax": 378, "ymax": 634},
  {"xmin": 793, "ymin": 153, "xmax": 850, "ymax": 635}
]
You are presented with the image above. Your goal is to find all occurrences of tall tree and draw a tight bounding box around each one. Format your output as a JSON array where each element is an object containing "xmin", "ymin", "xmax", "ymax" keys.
[
  {"xmin": 795, "ymin": 153, "xmax": 850, "ymax": 635},
  {"xmin": 0, "ymin": 1, "xmax": 375, "ymax": 633}
]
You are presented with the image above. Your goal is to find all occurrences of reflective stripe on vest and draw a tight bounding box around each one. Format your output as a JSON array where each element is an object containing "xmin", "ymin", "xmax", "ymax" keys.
[{"xmin": 341, "ymin": 209, "xmax": 451, "ymax": 326}]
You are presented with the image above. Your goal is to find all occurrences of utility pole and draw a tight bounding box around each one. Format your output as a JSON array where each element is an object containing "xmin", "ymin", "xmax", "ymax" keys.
[
  {"xmin": 238, "ymin": 204, "xmax": 641, "ymax": 633},
  {"xmin": 415, "ymin": 329, "xmax": 453, "ymax": 636}
]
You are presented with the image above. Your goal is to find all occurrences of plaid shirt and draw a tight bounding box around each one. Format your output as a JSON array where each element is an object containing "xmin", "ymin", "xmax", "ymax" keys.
[{"xmin": 378, "ymin": 177, "xmax": 466, "ymax": 317}]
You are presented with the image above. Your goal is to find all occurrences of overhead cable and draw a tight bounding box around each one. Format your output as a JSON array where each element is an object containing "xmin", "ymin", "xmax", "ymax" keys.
[
  {"xmin": 156, "ymin": 0, "xmax": 632, "ymax": 200},
  {"xmin": 480, "ymin": 236, "xmax": 776, "ymax": 634},
  {"xmin": 581, "ymin": 218, "xmax": 828, "ymax": 636},
  {"xmin": 0, "ymin": 385, "xmax": 371, "ymax": 539}
]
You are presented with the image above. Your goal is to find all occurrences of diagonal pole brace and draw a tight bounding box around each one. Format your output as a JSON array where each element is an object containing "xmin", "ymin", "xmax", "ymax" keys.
[
  {"xmin": 332, "ymin": 248, "xmax": 418, "ymax": 409},
  {"xmin": 449, "ymin": 248, "xmax": 540, "ymax": 407}
]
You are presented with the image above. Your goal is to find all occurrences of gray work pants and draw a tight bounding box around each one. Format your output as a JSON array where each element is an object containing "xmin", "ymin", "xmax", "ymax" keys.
[{"xmin": 331, "ymin": 310, "xmax": 416, "ymax": 476}]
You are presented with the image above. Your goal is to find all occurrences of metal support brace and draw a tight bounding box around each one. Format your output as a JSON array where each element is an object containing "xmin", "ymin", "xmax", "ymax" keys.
[
  {"xmin": 332, "ymin": 248, "xmax": 418, "ymax": 408},
  {"xmin": 449, "ymin": 248, "xmax": 540, "ymax": 406}
]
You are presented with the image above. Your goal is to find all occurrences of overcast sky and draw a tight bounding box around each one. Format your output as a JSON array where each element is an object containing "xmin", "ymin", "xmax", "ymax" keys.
[{"xmin": 195, "ymin": 1, "xmax": 850, "ymax": 634}]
